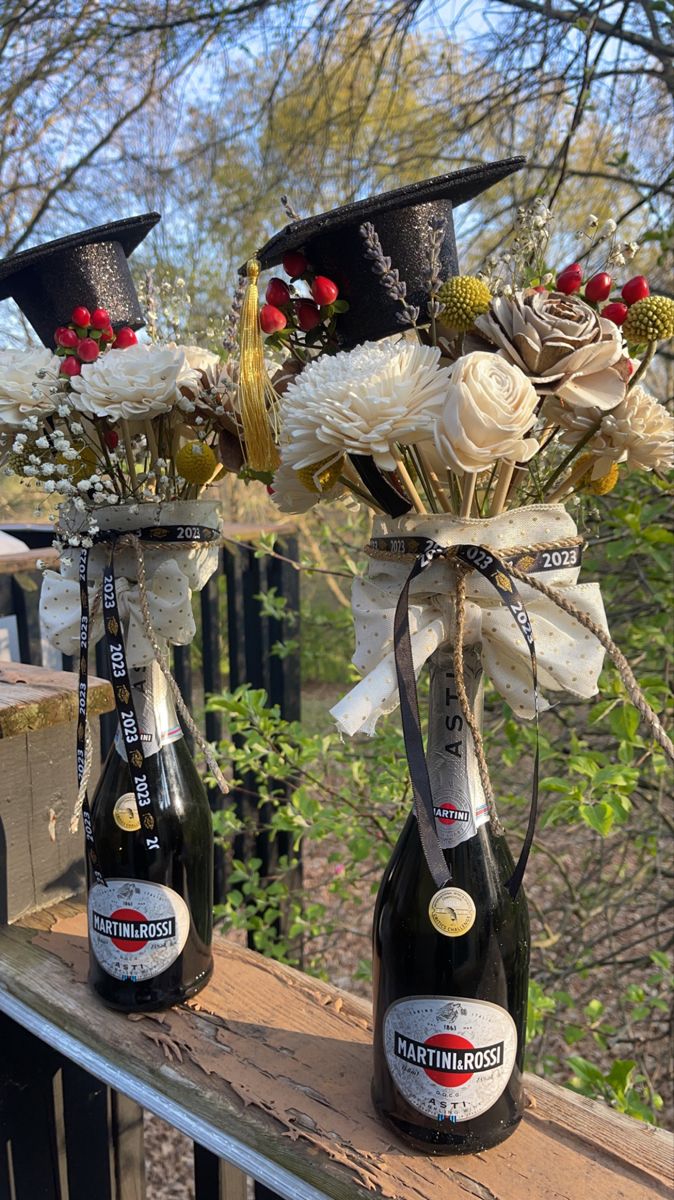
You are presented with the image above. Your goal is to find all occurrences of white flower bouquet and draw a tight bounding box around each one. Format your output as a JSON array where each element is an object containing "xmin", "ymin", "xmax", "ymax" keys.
[
  {"xmin": 0, "ymin": 308, "xmax": 241, "ymax": 547},
  {"xmin": 226, "ymin": 183, "xmax": 673, "ymax": 769}
]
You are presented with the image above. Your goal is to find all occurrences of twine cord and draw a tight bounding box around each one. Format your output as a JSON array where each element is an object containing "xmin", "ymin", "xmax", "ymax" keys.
[
  {"xmin": 508, "ymin": 564, "xmax": 674, "ymax": 762},
  {"xmin": 126, "ymin": 534, "xmax": 229, "ymax": 794},
  {"xmin": 382, "ymin": 536, "xmax": 674, "ymax": 777}
]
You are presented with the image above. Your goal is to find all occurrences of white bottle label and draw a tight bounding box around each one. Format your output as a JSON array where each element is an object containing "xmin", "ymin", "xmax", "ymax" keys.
[
  {"xmin": 427, "ymin": 646, "xmax": 489, "ymax": 848},
  {"xmin": 88, "ymin": 879, "xmax": 190, "ymax": 982},
  {"xmin": 384, "ymin": 996, "xmax": 517, "ymax": 1122},
  {"xmin": 115, "ymin": 662, "xmax": 183, "ymax": 762}
]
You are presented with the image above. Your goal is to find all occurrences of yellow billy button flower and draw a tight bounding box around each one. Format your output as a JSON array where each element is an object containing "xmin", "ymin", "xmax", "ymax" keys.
[
  {"xmin": 295, "ymin": 455, "xmax": 344, "ymax": 493},
  {"xmin": 176, "ymin": 440, "xmax": 218, "ymax": 484},
  {"xmin": 57, "ymin": 444, "xmax": 99, "ymax": 484},
  {"xmin": 578, "ymin": 454, "xmax": 620, "ymax": 495},
  {"xmin": 437, "ymin": 275, "xmax": 492, "ymax": 331},
  {"xmin": 589, "ymin": 462, "xmax": 619, "ymax": 495},
  {"xmin": 622, "ymin": 296, "xmax": 674, "ymax": 343}
]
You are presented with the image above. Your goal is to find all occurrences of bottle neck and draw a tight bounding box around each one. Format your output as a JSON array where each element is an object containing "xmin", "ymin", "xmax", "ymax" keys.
[
  {"xmin": 426, "ymin": 642, "xmax": 489, "ymax": 849},
  {"xmin": 114, "ymin": 658, "xmax": 183, "ymax": 762}
]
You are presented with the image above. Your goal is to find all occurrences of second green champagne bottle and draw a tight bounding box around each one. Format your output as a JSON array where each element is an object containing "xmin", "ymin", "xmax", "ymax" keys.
[{"xmin": 87, "ymin": 658, "xmax": 214, "ymax": 1011}]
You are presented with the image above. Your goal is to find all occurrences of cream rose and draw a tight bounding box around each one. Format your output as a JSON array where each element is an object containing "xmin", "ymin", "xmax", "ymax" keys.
[
  {"xmin": 434, "ymin": 351, "xmax": 539, "ymax": 473},
  {"xmin": 71, "ymin": 343, "xmax": 183, "ymax": 420},
  {"xmin": 474, "ymin": 290, "xmax": 628, "ymax": 411},
  {"xmin": 0, "ymin": 347, "xmax": 60, "ymax": 426}
]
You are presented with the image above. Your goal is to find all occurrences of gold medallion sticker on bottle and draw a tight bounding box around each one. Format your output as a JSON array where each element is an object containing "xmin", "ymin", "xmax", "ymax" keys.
[
  {"xmin": 113, "ymin": 792, "xmax": 141, "ymax": 832},
  {"xmin": 429, "ymin": 887, "xmax": 476, "ymax": 937}
]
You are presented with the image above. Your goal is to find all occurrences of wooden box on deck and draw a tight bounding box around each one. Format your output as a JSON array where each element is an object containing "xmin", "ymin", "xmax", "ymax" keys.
[{"xmin": 0, "ymin": 661, "xmax": 113, "ymax": 923}]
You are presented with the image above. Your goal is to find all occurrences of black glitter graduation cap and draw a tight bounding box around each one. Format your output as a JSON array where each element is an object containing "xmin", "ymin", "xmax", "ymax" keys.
[
  {"xmin": 252, "ymin": 157, "xmax": 525, "ymax": 348},
  {"xmin": 0, "ymin": 213, "xmax": 160, "ymax": 347}
]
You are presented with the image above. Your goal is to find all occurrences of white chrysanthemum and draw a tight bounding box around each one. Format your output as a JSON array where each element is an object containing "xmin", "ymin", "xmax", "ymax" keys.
[
  {"xmin": 168, "ymin": 343, "xmax": 222, "ymax": 397},
  {"xmin": 589, "ymin": 387, "xmax": 674, "ymax": 475},
  {"xmin": 0, "ymin": 348, "xmax": 60, "ymax": 426},
  {"xmin": 71, "ymin": 343, "xmax": 183, "ymax": 419},
  {"xmin": 544, "ymin": 388, "xmax": 674, "ymax": 475},
  {"xmin": 279, "ymin": 341, "xmax": 451, "ymax": 472}
]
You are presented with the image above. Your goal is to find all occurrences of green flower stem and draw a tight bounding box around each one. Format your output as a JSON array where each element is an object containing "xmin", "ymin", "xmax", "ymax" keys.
[
  {"xmin": 540, "ymin": 418, "xmax": 603, "ymax": 500},
  {"xmin": 477, "ymin": 461, "xmax": 499, "ymax": 516},
  {"xmin": 628, "ymin": 342, "xmax": 656, "ymax": 391}
]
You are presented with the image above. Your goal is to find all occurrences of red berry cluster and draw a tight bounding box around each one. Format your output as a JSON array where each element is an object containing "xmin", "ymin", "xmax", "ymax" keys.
[
  {"xmin": 555, "ymin": 265, "xmax": 650, "ymax": 327},
  {"xmin": 259, "ymin": 251, "xmax": 345, "ymax": 343},
  {"xmin": 53, "ymin": 306, "xmax": 138, "ymax": 376}
]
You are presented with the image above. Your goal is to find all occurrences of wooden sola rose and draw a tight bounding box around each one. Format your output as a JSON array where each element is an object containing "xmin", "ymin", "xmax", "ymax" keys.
[
  {"xmin": 0, "ymin": 215, "xmax": 242, "ymax": 1012},
  {"xmin": 225, "ymin": 158, "xmax": 674, "ymax": 1152}
]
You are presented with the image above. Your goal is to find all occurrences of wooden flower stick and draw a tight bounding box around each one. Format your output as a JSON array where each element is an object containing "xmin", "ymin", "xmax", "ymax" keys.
[
  {"xmin": 547, "ymin": 456, "xmax": 591, "ymax": 503},
  {"xmin": 144, "ymin": 419, "xmax": 160, "ymax": 467},
  {"xmin": 416, "ymin": 446, "xmax": 451, "ymax": 512},
  {"xmin": 394, "ymin": 453, "xmax": 426, "ymax": 514},
  {"xmin": 121, "ymin": 420, "xmax": 138, "ymax": 491},
  {"xmin": 460, "ymin": 472, "xmax": 477, "ymax": 518},
  {"xmin": 490, "ymin": 461, "xmax": 516, "ymax": 516}
]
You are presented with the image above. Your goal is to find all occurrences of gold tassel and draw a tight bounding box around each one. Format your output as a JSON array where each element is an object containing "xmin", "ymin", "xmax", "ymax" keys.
[{"xmin": 237, "ymin": 259, "xmax": 280, "ymax": 473}]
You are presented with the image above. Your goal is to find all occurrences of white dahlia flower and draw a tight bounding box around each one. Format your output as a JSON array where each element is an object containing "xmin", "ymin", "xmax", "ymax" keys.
[
  {"xmin": 71, "ymin": 343, "xmax": 183, "ymax": 420},
  {"xmin": 590, "ymin": 387, "xmax": 674, "ymax": 475},
  {"xmin": 0, "ymin": 347, "xmax": 60, "ymax": 426},
  {"xmin": 279, "ymin": 340, "xmax": 451, "ymax": 472}
]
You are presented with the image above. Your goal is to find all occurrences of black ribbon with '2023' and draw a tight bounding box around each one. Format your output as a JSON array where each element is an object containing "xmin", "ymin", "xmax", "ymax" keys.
[
  {"xmin": 391, "ymin": 537, "xmax": 555, "ymax": 901},
  {"xmin": 76, "ymin": 523, "xmax": 220, "ymax": 886}
]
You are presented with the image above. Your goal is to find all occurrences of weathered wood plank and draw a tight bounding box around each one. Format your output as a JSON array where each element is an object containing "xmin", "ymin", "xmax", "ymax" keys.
[
  {"xmin": 0, "ymin": 715, "xmax": 102, "ymax": 921},
  {"xmin": 0, "ymin": 906, "xmax": 669, "ymax": 1200},
  {"xmin": 0, "ymin": 662, "xmax": 113, "ymax": 737},
  {"xmin": 0, "ymin": 548, "xmax": 59, "ymax": 576}
]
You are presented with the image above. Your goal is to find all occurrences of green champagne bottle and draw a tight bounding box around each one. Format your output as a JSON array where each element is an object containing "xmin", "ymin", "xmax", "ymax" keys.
[
  {"xmin": 372, "ymin": 644, "xmax": 530, "ymax": 1152},
  {"xmin": 86, "ymin": 659, "xmax": 213, "ymax": 1011}
]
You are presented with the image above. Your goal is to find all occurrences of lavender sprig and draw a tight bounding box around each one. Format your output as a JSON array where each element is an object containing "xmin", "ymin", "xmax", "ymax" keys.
[
  {"xmin": 280, "ymin": 193, "xmax": 302, "ymax": 221},
  {"xmin": 426, "ymin": 216, "xmax": 446, "ymax": 296},
  {"xmin": 359, "ymin": 222, "xmax": 420, "ymax": 327}
]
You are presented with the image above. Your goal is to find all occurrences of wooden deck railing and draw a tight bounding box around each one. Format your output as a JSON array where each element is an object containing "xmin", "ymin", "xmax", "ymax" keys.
[
  {"xmin": 0, "ymin": 549, "xmax": 671, "ymax": 1199},
  {"xmin": 1, "ymin": 898, "xmax": 670, "ymax": 1199}
]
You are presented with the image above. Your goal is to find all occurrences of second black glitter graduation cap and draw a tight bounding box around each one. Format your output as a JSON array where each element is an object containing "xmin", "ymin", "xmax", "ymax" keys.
[
  {"xmin": 252, "ymin": 157, "xmax": 525, "ymax": 348},
  {"xmin": 0, "ymin": 213, "xmax": 160, "ymax": 348}
]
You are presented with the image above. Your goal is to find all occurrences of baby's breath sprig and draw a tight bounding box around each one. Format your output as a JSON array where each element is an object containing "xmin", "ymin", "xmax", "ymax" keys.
[{"xmin": 222, "ymin": 275, "xmax": 246, "ymax": 357}]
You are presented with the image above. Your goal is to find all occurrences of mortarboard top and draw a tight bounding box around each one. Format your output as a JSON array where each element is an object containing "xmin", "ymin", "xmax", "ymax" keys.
[
  {"xmin": 0, "ymin": 213, "xmax": 160, "ymax": 347},
  {"xmin": 251, "ymin": 157, "xmax": 526, "ymax": 348}
]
